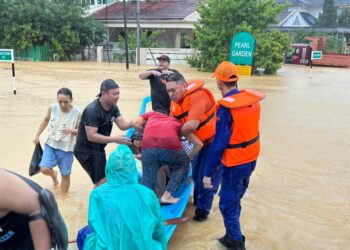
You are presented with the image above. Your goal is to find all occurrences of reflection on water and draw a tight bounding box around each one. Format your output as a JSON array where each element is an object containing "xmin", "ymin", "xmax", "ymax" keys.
[{"xmin": 0, "ymin": 62, "xmax": 349, "ymax": 249}]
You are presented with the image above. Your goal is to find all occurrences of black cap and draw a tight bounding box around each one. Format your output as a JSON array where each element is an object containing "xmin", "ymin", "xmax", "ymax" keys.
[
  {"xmin": 157, "ymin": 54, "xmax": 170, "ymax": 62},
  {"xmin": 97, "ymin": 79, "xmax": 119, "ymax": 97}
]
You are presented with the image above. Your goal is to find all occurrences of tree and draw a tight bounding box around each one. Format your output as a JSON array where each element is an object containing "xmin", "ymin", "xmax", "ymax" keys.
[
  {"xmin": 254, "ymin": 30, "xmax": 291, "ymax": 74},
  {"xmin": 117, "ymin": 29, "xmax": 165, "ymax": 50},
  {"xmin": 114, "ymin": 29, "xmax": 164, "ymax": 63},
  {"xmin": 316, "ymin": 0, "xmax": 337, "ymax": 28},
  {"xmin": 0, "ymin": 0, "xmax": 105, "ymax": 60},
  {"xmin": 338, "ymin": 7, "xmax": 350, "ymax": 27},
  {"xmin": 189, "ymin": 0, "xmax": 291, "ymax": 74}
]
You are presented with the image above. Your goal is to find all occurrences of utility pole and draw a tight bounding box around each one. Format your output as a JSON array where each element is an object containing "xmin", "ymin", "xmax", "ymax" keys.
[
  {"xmin": 105, "ymin": 2, "xmax": 110, "ymax": 66},
  {"xmin": 123, "ymin": 0, "xmax": 129, "ymax": 69},
  {"xmin": 136, "ymin": 0, "xmax": 141, "ymax": 66}
]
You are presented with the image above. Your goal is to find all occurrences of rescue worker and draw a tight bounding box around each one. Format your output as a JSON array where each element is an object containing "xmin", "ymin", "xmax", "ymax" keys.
[
  {"xmin": 203, "ymin": 61, "xmax": 265, "ymax": 250},
  {"xmin": 165, "ymin": 72, "xmax": 219, "ymax": 221}
]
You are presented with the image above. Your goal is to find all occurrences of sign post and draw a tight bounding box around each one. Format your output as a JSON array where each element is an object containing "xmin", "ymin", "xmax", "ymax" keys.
[
  {"xmin": 229, "ymin": 32, "xmax": 255, "ymax": 76},
  {"xmin": 0, "ymin": 49, "xmax": 16, "ymax": 94},
  {"xmin": 309, "ymin": 50, "xmax": 323, "ymax": 78}
]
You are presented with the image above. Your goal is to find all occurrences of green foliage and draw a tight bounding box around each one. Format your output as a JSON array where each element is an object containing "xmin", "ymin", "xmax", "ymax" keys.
[
  {"xmin": 316, "ymin": 0, "xmax": 337, "ymax": 28},
  {"xmin": 186, "ymin": 55, "xmax": 202, "ymax": 68},
  {"xmin": 290, "ymin": 29, "xmax": 316, "ymax": 43},
  {"xmin": 117, "ymin": 29, "xmax": 165, "ymax": 50},
  {"xmin": 324, "ymin": 34, "xmax": 346, "ymax": 53},
  {"xmin": 0, "ymin": 0, "xmax": 105, "ymax": 60},
  {"xmin": 338, "ymin": 7, "xmax": 350, "ymax": 28},
  {"xmin": 254, "ymin": 30, "xmax": 292, "ymax": 74},
  {"xmin": 189, "ymin": 0, "xmax": 290, "ymax": 74}
]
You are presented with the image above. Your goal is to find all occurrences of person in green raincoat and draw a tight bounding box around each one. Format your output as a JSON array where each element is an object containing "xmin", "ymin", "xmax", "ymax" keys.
[{"xmin": 83, "ymin": 145, "xmax": 167, "ymax": 250}]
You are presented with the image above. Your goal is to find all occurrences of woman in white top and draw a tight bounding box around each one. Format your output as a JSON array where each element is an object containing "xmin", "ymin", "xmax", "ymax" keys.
[{"xmin": 33, "ymin": 87, "xmax": 80, "ymax": 193}]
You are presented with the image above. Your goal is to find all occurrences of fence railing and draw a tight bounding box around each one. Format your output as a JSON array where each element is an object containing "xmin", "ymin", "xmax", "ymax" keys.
[
  {"xmin": 15, "ymin": 44, "xmax": 50, "ymax": 61},
  {"xmin": 103, "ymin": 49, "xmax": 137, "ymax": 63},
  {"xmin": 98, "ymin": 46, "xmax": 195, "ymax": 65},
  {"xmin": 140, "ymin": 48, "xmax": 195, "ymax": 66}
]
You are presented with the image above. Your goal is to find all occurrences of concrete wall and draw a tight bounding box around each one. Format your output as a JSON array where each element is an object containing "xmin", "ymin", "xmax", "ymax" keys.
[{"xmin": 139, "ymin": 47, "xmax": 194, "ymax": 66}]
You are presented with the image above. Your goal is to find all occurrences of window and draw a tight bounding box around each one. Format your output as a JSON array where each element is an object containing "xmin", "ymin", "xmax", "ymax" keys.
[{"xmin": 180, "ymin": 33, "xmax": 190, "ymax": 49}]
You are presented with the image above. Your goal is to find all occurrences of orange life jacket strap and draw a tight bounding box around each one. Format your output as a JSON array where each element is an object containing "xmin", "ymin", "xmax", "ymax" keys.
[
  {"xmin": 197, "ymin": 111, "xmax": 215, "ymax": 131},
  {"xmin": 227, "ymin": 134, "xmax": 259, "ymax": 149}
]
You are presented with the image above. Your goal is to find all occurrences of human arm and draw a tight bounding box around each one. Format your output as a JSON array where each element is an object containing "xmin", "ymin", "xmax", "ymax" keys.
[
  {"xmin": 61, "ymin": 111, "xmax": 81, "ymax": 137},
  {"xmin": 0, "ymin": 170, "xmax": 51, "ymax": 250},
  {"xmin": 202, "ymin": 107, "xmax": 232, "ymax": 188},
  {"xmin": 85, "ymin": 126, "xmax": 131, "ymax": 145},
  {"xmin": 186, "ymin": 133, "xmax": 203, "ymax": 160},
  {"xmin": 115, "ymin": 116, "xmax": 132, "ymax": 131},
  {"xmin": 181, "ymin": 90, "xmax": 213, "ymax": 136},
  {"xmin": 181, "ymin": 120, "xmax": 200, "ymax": 136},
  {"xmin": 33, "ymin": 106, "xmax": 51, "ymax": 144},
  {"xmin": 131, "ymin": 116, "xmax": 145, "ymax": 130},
  {"xmin": 139, "ymin": 70, "xmax": 161, "ymax": 80}
]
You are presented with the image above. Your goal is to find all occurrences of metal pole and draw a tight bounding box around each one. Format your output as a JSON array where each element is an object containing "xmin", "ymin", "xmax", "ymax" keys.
[
  {"xmin": 309, "ymin": 48, "xmax": 313, "ymax": 78},
  {"xmin": 123, "ymin": 0, "xmax": 129, "ymax": 69},
  {"xmin": 11, "ymin": 50, "xmax": 16, "ymax": 95},
  {"xmin": 136, "ymin": 0, "xmax": 141, "ymax": 66},
  {"xmin": 105, "ymin": 2, "xmax": 110, "ymax": 66}
]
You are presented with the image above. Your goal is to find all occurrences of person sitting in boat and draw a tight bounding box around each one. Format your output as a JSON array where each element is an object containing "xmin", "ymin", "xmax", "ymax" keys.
[
  {"xmin": 84, "ymin": 145, "xmax": 166, "ymax": 250},
  {"xmin": 129, "ymin": 128, "xmax": 143, "ymax": 158},
  {"xmin": 132, "ymin": 111, "xmax": 202, "ymax": 204},
  {"xmin": 129, "ymin": 128, "xmax": 171, "ymax": 199},
  {"xmin": 0, "ymin": 168, "xmax": 68, "ymax": 250}
]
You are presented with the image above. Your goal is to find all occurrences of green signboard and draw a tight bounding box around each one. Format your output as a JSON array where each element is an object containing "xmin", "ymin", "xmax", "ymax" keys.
[
  {"xmin": 229, "ymin": 32, "xmax": 255, "ymax": 66},
  {"xmin": 311, "ymin": 51, "xmax": 323, "ymax": 60},
  {"xmin": 0, "ymin": 49, "xmax": 13, "ymax": 62}
]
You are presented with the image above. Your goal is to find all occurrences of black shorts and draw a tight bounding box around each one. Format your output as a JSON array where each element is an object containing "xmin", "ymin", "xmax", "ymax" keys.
[{"xmin": 74, "ymin": 149, "xmax": 106, "ymax": 184}]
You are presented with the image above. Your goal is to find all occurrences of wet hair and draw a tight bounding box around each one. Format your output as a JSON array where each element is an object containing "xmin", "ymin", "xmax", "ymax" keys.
[
  {"xmin": 222, "ymin": 80, "xmax": 238, "ymax": 88},
  {"xmin": 166, "ymin": 72, "xmax": 186, "ymax": 84},
  {"xmin": 57, "ymin": 87, "xmax": 73, "ymax": 100}
]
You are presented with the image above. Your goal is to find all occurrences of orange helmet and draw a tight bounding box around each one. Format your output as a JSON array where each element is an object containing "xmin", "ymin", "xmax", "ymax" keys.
[{"xmin": 211, "ymin": 61, "xmax": 239, "ymax": 82}]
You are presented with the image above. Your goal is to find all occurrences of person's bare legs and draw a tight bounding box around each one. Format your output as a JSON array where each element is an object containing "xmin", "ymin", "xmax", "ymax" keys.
[
  {"xmin": 160, "ymin": 191, "xmax": 179, "ymax": 204},
  {"xmin": 41, "ymin": 167, "xmax": 59, "ymax": 187},
  {"xmin": 60, "ymin": 175, "xmax": 70, "ymax": 193},
  {"xmin": 94, "ymin": 177, "xmax": 107, "ymax": 188}
]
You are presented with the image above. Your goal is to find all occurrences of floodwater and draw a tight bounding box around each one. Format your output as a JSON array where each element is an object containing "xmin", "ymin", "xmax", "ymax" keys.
[{"xmin": 0, "ymin": 61, "xmax": 349, "ymax": 250}]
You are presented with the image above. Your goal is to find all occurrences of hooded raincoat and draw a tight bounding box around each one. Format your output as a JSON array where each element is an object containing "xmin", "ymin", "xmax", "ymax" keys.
[{"xmin": 83, "ymin": 145, "xmax": 167, "ymax": 250}]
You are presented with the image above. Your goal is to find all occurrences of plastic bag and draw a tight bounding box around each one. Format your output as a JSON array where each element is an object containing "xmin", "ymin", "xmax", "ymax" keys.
[{"xmin": 29, "ymin": 143, "xmax": 43, "ymax": 176}]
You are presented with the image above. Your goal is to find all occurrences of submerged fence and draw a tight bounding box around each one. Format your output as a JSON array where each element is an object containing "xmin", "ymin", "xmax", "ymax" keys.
[{"xmin": 16, "ymin": 44, "xmax": 51, "ymax": 61}]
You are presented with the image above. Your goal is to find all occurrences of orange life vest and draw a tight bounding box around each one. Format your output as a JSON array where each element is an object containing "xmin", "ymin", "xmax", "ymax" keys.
[
  {"xmin": 170, "ymin": 80, "xmax": 216, "ymax": 142},
  {"xmin": 218, "ymin": 89, "xmax": 265, "ymax": 167}
]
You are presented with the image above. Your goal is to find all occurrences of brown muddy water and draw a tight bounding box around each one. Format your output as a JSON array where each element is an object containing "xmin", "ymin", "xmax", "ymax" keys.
[{"xmin": 0, "ymin": 62, "xmax": 349, "ymax": 250}]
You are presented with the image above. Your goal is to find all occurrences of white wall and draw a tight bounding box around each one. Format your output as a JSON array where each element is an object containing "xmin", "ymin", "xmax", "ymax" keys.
[{"xmin": 139, "ymin": 48, "xmax": 194, "ymax": 66}]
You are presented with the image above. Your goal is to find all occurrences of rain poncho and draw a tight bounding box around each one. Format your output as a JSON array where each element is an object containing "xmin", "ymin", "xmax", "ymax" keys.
[{"xmin": 83, "ymin": 145, "xmax": 167, "ymax": 250}]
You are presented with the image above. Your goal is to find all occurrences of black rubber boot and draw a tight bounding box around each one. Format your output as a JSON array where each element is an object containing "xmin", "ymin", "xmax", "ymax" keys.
[
  {"xmin": 218, "ymin": 234, "xmax": 246, "ymax": 250},
  {"xmin": 192, "ymin": 208, "xmax": 209, "ymax": 222}
]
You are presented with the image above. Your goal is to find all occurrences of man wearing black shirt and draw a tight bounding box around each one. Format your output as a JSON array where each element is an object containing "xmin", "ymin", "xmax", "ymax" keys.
[
  {"xmin": 74, "ymin": 79, "xmax": 132, "ymax": 187},
  {"xmin": 139, "ymin": 55, "xmax": 178, "ymax": 114}
]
